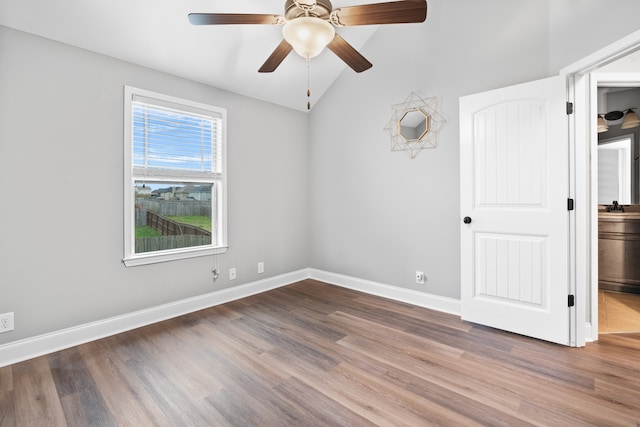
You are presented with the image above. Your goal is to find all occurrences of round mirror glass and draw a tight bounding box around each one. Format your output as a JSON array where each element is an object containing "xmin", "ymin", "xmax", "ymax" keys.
[{"xmin": 398, "ymin": 109, "xmax": 430, "ymax": 142}]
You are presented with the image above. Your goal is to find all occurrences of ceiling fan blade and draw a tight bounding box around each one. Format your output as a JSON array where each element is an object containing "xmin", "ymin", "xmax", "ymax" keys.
[
  {"xmin": 331, "ymin": 0, "xmax": 427, "ymax": 26},
  {"xmin": 327, "ymin": 34, "xmax": 372, "ymax": 73},
  {"xmin": 258, "ymin": 40, "xmax": 293, "ymax": 73},
  {"xmin": 188, "ymin": 13, "xmax": 284, "ymax": 25}
]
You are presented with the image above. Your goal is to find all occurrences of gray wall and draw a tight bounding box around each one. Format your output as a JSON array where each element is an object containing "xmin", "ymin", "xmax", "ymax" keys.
[
  {"xmin": 548, "ymin": 0, "xmax": 640, "ymax": 74},
  {"xmin": 308, "ymin": 0, "xmax": 640, "ymax": 299},
  {"xmin": 0, "ymin": 26, "xmax": 310, "ymax": 345}
]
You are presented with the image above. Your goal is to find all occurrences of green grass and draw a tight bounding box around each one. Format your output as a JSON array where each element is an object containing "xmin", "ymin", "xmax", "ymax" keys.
[
  {"xmin": 167, "ymin": 216, "xmax": 212, "ymax": 232},
  {"xmin": 135, "ymin": 226, "xmax": 162, "ymax": 238}
]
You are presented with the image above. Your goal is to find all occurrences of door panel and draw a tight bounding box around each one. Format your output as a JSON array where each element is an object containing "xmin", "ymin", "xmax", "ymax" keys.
[
  {"xmin": 474, "ymin": 101, "xmax": 547, "ymax": 208},
  {"xmin": 460, "ymin": 76, "xmax": 570, "ymax": 345},
  {"xmin": 474, "ymin": 232, "xmax": 546, "ymax": 305}
]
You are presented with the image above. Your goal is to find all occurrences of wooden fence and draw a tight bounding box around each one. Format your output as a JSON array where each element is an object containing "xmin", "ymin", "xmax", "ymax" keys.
[
  {"xmin": 136, "ymin": 199, "xmax": 211, "ymax": 217},
  {"xmin": 145, "ymin": 210, "xmax": 211, "ymax": 237},
  {"xmin": 135, "ymin": 209, "xmax": 212, "ymax": 253}
]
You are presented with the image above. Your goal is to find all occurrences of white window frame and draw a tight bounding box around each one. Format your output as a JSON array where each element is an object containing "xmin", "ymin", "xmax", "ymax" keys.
[{"xmin": 123, "ymin": 86, "xmax": 227, "ymax": 266}]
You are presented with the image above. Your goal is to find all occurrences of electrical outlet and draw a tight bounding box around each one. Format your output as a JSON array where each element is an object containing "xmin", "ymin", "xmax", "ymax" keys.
[
  {"xmin": 258, "ymin": 262, "xmax": 264, "ymax": 274},
  {"xmin": 229, "ymin": 267, "xmax": 237, "ymax": 280},
  {"xmin": 0, "ymin": 312, "xmax": 14, "ymax": 333},
  {"xmin": 415, "ymin": 271, "xmax": 425, "ymax": 285}
]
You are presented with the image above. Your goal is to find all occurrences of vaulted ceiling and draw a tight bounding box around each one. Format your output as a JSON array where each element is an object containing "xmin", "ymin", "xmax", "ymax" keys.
[{"xmin": 0, "ymin": 0, "xmax": 390, "ymax": 112}]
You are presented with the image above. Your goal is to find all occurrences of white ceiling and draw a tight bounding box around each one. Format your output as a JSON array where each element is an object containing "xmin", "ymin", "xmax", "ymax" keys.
[{"xmin": 0, "ymin": 0, "xmax": 384, "ymax": 112}]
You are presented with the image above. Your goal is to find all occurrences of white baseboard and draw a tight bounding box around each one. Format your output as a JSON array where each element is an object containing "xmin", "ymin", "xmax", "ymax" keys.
[
  {"xmin": 585, "ymin": 322, "xmax": 596, "ymax": 342},
  {"xmin": 308, "ymin": 269, "xmax": 461, "ymax": 316},
  {"xmin": 0, "ymin": 268, "xmax": 460, "ymax": 368},
  {"xmin": 0, "ymin": 269, "xmax": 309, "ymax": 368}
]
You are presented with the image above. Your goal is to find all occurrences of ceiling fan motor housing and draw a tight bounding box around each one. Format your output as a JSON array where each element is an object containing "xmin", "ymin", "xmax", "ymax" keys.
[{"xmin": 285, "ymin": 0, "xmax": 333, "ymax": 20}]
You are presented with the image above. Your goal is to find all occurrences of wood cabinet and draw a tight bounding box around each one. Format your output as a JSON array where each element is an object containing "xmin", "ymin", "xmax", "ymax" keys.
[{"xmin": 599, "ymin": 211, "xmax": 640, "ymax": 294}]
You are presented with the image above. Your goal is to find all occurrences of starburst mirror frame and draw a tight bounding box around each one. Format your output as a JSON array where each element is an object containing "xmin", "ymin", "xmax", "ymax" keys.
[{"xmin": 384, "ymin": 92, "xmax": 446, "ymax": 159}]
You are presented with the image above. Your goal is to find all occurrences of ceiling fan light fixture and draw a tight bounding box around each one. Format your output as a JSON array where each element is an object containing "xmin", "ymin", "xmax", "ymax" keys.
[
  {"xmin": 620, "ymin": 108, "xmax": 640, "ymax": 129},
  {"xmin": 282, "ymin": 16, "xmax": 335, "ymax": 59}
]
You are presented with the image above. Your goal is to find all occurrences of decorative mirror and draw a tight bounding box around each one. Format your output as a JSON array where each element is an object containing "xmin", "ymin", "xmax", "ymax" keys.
[
  {"xmin": 398, "ymin": 109, "xmax": 430, "ymax": 141},
  {"xmin": 384, "ymin": 92, "xmax": 446, "ymax": 158}
]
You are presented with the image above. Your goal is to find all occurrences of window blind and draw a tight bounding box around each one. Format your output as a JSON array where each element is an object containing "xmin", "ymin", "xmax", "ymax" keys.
[{"xmin": 132, "ymin": 96, "xmax": 223, "ymax": 179}]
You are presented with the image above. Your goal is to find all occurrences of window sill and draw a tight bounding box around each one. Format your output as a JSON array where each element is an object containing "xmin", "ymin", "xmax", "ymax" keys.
[{"xmin": 123, "ymin": 245, "xmax": 228, "ymax": 267}]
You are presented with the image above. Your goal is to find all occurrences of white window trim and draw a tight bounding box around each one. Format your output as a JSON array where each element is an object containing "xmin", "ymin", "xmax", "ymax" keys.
[{"xmin": 123, "ymin": 86, "xmax": 228, "ymax": 267}]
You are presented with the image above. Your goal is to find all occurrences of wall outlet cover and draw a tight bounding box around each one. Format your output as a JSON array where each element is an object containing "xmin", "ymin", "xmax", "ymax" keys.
[{"xmin": 0, "ymin": 312, "xmax": 15, "ymax": 333}]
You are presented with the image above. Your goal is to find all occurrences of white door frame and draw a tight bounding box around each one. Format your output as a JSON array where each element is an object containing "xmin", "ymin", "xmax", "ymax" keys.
[{"xmin": 561, "ymin": 29, "xmax": 640, "ymax": 345}]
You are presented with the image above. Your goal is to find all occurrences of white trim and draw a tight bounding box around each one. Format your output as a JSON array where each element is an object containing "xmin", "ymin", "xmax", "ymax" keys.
[
  {"xmin": 572, "ymin": 73, "xmax": 590, "ymax": 346},
  {"xmin": 566, "ymin": 74, "xmax": 580, "ymax": 347},
  {"xmin": 0, "ymin": 269, "xmax": 309, "ymax": 368},
  {"xmin": 584, "ymin": 322, "xmax": 595, "ymax": 343},
  {"xmin": 563, "ymin": 32, "xmax": 640, "ymax": 345},
  {"xmin": 308, "ymin": 269, "xmax": 461, "ymax": 316},
  {"xmin": 123, "ymin": 245, "xmax": 228, "ymax": 267},
  {"xmin": 560, "ymin": 29, "xmax": 640, "ymax": 75},
  {"xmin": 0, "ymin": 268, "xmax": 461, "ymax": 367}
]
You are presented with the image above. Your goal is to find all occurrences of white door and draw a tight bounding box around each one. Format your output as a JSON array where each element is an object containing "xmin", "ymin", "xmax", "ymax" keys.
[{"xmin": 460, "ymin": 76, "xmax": 571, "ymax": 345}]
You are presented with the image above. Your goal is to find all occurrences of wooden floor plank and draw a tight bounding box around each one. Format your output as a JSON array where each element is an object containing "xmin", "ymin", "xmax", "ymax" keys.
[
  {"xmin": 3, "ymin": 279, "xmax": 640, "ymax": 425},
  {"xmin": 0, "ymin": 390, "xmax": 15, "ymax": 427},
  {"xmin": 599, "ymin": 290, "xmax": 640, "ymax": 333},
  {"xmin": 11, "ymin": 357, "xmax": 67, "ymax": 426},
  {"xmin": 261, "ymin": 347, "xmax": 441, "ymax": 427},
  {"xmin": 335, "ymin": 332, "xmax": 529, "ymax": 420},
  {"xmin": 272, "ymin": 376, "xmax": 377, "ymax": 427},
  {"xmin": 0, "ymin": 366, "xmax": 12, "ymax": 394},
  {"xmin": 48, "ymin": 347, "xmax": 116, "ymax": 427},
  {"xmin": 78, "ymin": 340, "xmax": 172, "ymax": 426}
]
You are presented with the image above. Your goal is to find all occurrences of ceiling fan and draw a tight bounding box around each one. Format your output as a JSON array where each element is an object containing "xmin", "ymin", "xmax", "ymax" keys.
[{"xmin": 188, "ymin": 0, "xmax": 428, "ymax": 73}]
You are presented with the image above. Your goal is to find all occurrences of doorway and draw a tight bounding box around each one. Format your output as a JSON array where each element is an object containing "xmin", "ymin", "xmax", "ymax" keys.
[
  {"xmin": 595, "ymin": 85, "xmax": 640, "ymax": 334},
  {"xmin": 562, "ymin": 32, "xmax": 640, "ymax": 344}
]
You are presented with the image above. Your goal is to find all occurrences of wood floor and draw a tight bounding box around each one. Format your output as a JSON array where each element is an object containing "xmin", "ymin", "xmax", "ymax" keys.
[
  {"xmin": 2, "ymin": 280, "xmax": 640, "ymax": 426},
  {"xmin": 599, "ymin": 290, "xmax": 640, "ymax": 334}
]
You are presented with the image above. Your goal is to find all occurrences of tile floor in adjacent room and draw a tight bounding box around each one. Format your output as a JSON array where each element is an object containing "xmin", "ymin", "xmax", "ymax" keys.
[{"xmin": 599, "ymin": 289, "xmax": 640, "ymax": 333}]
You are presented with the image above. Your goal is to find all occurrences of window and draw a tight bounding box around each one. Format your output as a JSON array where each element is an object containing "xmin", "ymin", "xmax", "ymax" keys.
[{"xmin": 123, "ymin": 86, "xmax": 227, "ymax": 266}]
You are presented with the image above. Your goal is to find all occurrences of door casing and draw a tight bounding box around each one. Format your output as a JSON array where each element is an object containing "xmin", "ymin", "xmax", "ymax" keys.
[{"xmin": 562, "ymin": 29, "xmax": 640, "ymax": 345}]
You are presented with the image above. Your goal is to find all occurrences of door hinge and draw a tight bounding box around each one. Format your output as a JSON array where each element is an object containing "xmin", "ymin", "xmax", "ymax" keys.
[
  {"xmin": 568, "ymin": 198, "xmax": 574, "ymax": 211},
  {"xmin": 568, "ymin": 294, "xmax": 575, "ymax": 307},
  {"xmin": 566, "ymin": 102, "xmax": 574, "ymax": 115}
]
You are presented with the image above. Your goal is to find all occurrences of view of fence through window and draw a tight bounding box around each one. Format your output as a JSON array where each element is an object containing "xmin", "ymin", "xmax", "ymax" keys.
[{"xmin": 134, "ymin": 181, "xmax": 214, "ymax": 254}]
